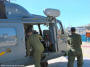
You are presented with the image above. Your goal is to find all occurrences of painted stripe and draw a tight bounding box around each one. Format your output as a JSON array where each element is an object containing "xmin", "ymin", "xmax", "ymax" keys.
[{"xmin": 0, "ymin": 51, "xmax": 6, "ymax": 56}]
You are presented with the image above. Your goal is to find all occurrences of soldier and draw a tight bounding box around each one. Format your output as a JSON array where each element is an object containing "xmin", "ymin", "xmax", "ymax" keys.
[
  {"xmin": 67, "ymin": 27, "xmax": 83, "ymax": 67},
  {"xmin": 26, "ymin": 27, "xmax": 44, "ymax": 67}
]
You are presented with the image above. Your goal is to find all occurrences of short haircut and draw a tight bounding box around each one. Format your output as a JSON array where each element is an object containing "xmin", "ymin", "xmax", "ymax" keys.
[
  {"xmin": 26, "ymin": 25, "xmax": 33, "ymax": 33},
  {"xmin": 71, "ymin": 27, "xmax": 76, "ymax": 32}
]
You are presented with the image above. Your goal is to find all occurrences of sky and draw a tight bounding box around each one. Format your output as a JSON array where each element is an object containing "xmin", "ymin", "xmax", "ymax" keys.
[{"xmin": 12, "ymin": 0, "xmax": 90, "ymax": 28}]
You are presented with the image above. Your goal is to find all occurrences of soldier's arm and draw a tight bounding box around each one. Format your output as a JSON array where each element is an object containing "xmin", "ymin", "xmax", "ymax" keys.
[
  {"xmin": 67, "ymin": 36, "xmax": 71, "ymax": 45},
  {"xmin": 38, "ymin": 34, "xmax": 43, "ymax": 40},
  {"xmin": 79, "ymin": 35, "xmax": 82, "ymax": 45},
  {"xmin": 26, "ymin": 38, "xmax": 30, "ymax": 56}
]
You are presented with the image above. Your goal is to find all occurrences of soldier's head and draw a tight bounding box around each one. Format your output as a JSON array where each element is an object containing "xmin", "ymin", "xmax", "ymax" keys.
[
  {"xmin": 27, "ymin": 29, "xmax": 33, "ymax": 36},
  {"xmin": 26, "ymin": 25, "xmax": 33, "ymax": 35},
  {"xmin": 71, "ymin": 27, "xmax": 76, "ymax": 33}
]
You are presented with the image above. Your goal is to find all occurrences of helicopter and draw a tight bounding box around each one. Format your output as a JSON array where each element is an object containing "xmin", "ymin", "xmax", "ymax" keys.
[{"xmin": 0, "ymin": 0, "xmax": 70, "ymax": 67}]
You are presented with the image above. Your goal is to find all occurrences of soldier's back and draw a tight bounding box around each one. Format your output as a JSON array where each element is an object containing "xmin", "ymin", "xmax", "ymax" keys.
[
  {"xmin": 29, "ymin": 34, "xmax": 44, "ymax": 52},
  {"xmin": 69, "ymin": 33, "xmax": 82, "ymax": 50}
]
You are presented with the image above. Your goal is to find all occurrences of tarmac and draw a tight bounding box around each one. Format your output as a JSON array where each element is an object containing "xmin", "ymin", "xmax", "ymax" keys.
[{"xmin": 26, "ymin": 42, "xmax": 90, "ymax": 67}]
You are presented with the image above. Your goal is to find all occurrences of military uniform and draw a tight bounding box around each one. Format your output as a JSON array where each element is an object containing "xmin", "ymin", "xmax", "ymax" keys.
[
  {"xmin": 67, "ymin": 33, "xmax": 83, "ymax": 67},
  {"xmin": 26, "ymin": 34, "xmax": 44, "ymax": 67}
]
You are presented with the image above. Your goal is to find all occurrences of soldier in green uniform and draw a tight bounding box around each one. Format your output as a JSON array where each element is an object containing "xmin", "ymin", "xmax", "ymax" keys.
[
  {"xmin": 26, "ymin": 28, "xmax": 44, "ymax": 67},
  {"xmin": 67, "ymin": 27, "xmax": 83, "ymax": 67}
]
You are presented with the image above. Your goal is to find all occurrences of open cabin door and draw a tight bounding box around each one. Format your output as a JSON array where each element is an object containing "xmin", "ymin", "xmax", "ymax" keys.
[{"xmin": 56, "ymin": 22, "xmax": 68, "ymax": 53}]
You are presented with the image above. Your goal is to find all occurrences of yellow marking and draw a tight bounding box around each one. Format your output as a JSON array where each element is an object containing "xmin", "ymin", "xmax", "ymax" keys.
[
  {"xmin": 0, "ymin": 51, "xmax": 6, "ymax": 56},
  {"xmin": 0, "ymin": 48, "xmax": 11, "ymax": 56}
]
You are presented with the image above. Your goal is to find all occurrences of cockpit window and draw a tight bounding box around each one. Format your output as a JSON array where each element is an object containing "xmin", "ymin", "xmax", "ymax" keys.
[
  {"xmin": 0, "ymin": 28, "xmax": 17, "ymax": 47},
  {"xmin": 33, "ymin": 25, "xmax": 39, "ymax": 32},
  {"xmin": 33, "ymin": 24, "xmax": 49, "ymax": 34},
  {"xmin": 56, "ymin": 22, "xmax": 62, "ymax": 35},
  {"xmin": 40, "ymin": 24, "xmax": 49, "ymax": 30}
]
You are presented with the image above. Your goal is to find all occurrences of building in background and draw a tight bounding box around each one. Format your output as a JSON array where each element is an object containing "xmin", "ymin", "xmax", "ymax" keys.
[
  {"xmin": 86, "ymin": 30, "xmax": 90, "ymax": 42},
  {"xmin": 66, "ymin": 24, "xmax": 90, "ymax": 42}
]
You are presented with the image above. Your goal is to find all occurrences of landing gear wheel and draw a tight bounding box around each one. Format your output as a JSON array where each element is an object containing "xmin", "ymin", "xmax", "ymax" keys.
[{"xmin": 41, "ymin": 61, "xmax": 48, "ymax": 67}]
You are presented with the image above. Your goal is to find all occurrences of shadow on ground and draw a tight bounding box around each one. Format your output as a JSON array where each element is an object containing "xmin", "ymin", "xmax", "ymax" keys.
[{"xmin": 48, "ymin": 59, "xmax": 90, "ymax": 67}]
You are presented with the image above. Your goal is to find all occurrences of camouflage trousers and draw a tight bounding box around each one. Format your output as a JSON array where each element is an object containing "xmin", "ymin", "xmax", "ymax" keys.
[
  {"xmin": 33, "ymin": 51, "xmax": 42, "ymax": 67},
  {"xmin": 67, "ymin": 50, "xmax": 83, "ymax": 67}
]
